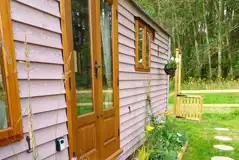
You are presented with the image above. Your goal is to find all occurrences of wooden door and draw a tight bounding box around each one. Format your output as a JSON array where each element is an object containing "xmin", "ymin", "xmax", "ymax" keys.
[
  {"xmin": 71, "ymin": 0, "xmax": 100, "ymax": 159},
  {"xmin": 69, "ymin": 0, "xmax": 120, "ymax": 159},
  {"xmin": 96, "ymin": 0, "xmax": 120, "ymax": 159}
]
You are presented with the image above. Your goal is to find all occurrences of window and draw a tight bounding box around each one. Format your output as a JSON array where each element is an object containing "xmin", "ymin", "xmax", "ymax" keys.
[
  {"xmin": 0, "ymin": 0, "xmax": 23, "ymax": 146},
  {"xmin": 135, "ymin": 19, "xmax": 153, "ymax": 72}
]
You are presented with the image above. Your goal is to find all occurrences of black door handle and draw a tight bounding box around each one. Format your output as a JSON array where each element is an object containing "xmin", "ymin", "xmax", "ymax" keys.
[
  {"xmin": 96, "ymin": 114, "xmax": 103, "ymax": 118},
  {"xmin": 94, "ymin": 61, "xmax": 101, "ymax": 79}
]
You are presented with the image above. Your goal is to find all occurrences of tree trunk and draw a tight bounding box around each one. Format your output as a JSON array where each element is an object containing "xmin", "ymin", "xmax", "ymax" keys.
[
  {"xmin": 217, "ymin": 0, "xmax": 224, "ymax": 78},
  {"xmin": 187, "ymin": 0, "xmax": 201, "ymax": 77},
  {"xmin": 227, "ymin": 8, "xmax": 234, "ymax": 78},
  {"xmin": 227, "ymin": 36, "xmax": 233, "ymax": 78},
  {"xmin": 214, "ymin": 0, "xmax": 223, "ymax": 78},
  {"xmin": 193, "ymin": 23, "xmax": 201, "ymax": 77},
  {"xmin": 172, "ymin": 27, "xmax": 176, "ymax": 54},
  {"xmin": 176, "ymin": 33, "xmax": 181, "ymax": 49},
  {"xmin": 203, "ymin": 0, "xmax": 212, "ymax": 79}
]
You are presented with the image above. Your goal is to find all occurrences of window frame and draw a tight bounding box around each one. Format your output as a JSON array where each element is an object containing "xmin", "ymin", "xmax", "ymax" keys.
[
  {"xmin": 135, "ymin": 18, "xmax": 154, "ymax": 72},
  {"xmin": 0, "ymin": 0, "xmax": 23, "ymax": 147}
]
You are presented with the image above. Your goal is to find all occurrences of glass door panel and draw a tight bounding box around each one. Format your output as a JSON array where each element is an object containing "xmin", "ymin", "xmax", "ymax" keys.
[
  {"xmin": 99, "ymin": 0, "xmax": 120, "ymax": 159},
  {"xmin": 100, "ymin": 0, "xmax": 114, "ymax": 110},
  {"xmin": 72, "ymin": 0, "xmax": 93, "ymax": 116}
]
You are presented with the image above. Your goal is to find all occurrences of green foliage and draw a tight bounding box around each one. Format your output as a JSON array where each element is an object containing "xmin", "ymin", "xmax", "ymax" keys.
[
  {"xmin": 165, "ymin": 57, "xmax": 178, "ymax": 70},
  {"xmin": 138, "ymin": 114, "xmax": 187, "ymax": 160},
  {"xmin": 138, "ymin": 146, "xmax": 151, "ymax": 160}
]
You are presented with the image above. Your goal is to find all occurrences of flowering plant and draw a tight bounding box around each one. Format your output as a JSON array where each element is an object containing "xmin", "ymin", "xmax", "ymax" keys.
[
  {"xmin": 165, "ymin": 57, "xmax": 179, "ymax": 70},
  {"xmin": 146, "ymin": 125, "xmax": 155, "ymax": 132},
  {"xmin": 164, "ymin": 57, "xmax": 179, "ymax": 76},
  {"xmin": 142, "ymin": 113, "xmax": 187, "ymax": 160}
]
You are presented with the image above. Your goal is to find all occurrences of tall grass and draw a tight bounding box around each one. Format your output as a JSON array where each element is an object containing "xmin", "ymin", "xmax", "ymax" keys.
[{"xmin": 170, "ymin": 77, "xmax": 239, "ymax": 90}]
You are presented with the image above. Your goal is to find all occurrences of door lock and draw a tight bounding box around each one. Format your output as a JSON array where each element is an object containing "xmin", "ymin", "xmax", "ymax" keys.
[{"xmin": 94, "ymin": 61, "xmax": 101, "ymax": 79}]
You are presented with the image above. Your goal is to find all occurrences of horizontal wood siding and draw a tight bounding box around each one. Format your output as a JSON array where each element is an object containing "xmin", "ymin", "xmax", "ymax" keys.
[
  {"xmin": 0, "ymin": 0, "xmax": 69, "ymax": 159},
  {"xmin": 118, "ymin": 1, "xmax": 170, "ymax": 159}
]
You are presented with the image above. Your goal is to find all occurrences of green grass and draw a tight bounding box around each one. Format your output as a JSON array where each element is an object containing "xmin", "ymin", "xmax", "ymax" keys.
[
  {"xmin": 173, "ymin": 108, "xmax": 239, "ymax": 160},
  {"xmin": 169, "ymin": 93, "xmax": 239, "ymax": 104}
]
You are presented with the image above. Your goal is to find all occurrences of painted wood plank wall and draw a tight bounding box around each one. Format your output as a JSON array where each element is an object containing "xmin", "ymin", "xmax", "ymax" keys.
[
  {"xmin": 0, "ymin": 0, "xmax": 69, "ymax": 159},
  {"xmin": 118, "ymin": 1, "xmax": 170, "ymax": 159}
]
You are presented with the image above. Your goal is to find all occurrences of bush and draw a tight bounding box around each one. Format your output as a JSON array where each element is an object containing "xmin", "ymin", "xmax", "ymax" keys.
[{"xmin": 137, "ymin": 112, "xmax": 187, "ymax": 160}]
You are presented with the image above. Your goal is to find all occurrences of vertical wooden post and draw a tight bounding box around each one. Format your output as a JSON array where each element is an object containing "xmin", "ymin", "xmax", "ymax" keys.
[
  {"xmin": 174, "ymin": 49, "xmax": 179, "ymax": 115},
  {"xmin": 174, "ymin": 49, "xmax": 182, "ymax": 116},
  {"xmin": 199, "ymin": 97, "xmax": 204, "ymax": 121},
  {"xmin": 178, "ymin": 50, "xmax": 182, "ymax": 94}
]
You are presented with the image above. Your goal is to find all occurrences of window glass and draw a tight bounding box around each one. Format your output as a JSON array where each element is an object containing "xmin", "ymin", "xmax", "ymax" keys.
[
  {"xmin": 146, "ymin": 31, "xmax": 150, "ymax": 68},
  {"xmin": 72, "ymin": 0, "xmax": 93, "ymax": 115},
  {"xmin": 138, "ymin": 27, "xmax": 143, "ymax": 66},
  {"xmin": 0, "ymin": 49, "xmax": 9, "ymax": 130},
  {"xmin": 135, "ymin": 20, "xmax": 153, "ymax": 71},
  {"xmin": 100, "ymin": 0, "xmax": 114, "ymax": 110}
]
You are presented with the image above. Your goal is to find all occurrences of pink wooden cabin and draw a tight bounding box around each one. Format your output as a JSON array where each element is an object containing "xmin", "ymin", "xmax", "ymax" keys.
[{"xmin": 0, "ymin": 0, "xmax": 170, "ymax": 159}]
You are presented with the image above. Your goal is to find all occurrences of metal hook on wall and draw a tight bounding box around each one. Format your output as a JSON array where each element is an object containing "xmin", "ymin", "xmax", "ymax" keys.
[{"xmin": 26, "ymin": 136, "xmax": 33, "ymax": 153}]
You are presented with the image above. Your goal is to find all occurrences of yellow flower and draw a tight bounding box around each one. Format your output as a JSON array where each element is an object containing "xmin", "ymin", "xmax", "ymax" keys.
[
  {"xmin": 165, "ymin": 111, "xmax": 170, "ymax": 116},
  {"xmin": 146, "ymin": 125, "xmax": 154, "ymax": 132}
]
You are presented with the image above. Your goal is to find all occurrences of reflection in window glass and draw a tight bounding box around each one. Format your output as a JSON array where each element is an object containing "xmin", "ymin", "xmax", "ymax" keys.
[
  {"xmin": 72, "ymin": 0, "xmax": 93, "ymax": 115},
  {"xmin": 146, "ymin": 31, "xmax": 150, "ymax": 68},
  {"xmin": 0, "ymin": 48, "xmax": 9, "ymax": 130},
  {"xmin": 100, "ymin": 0, "xmax": 114, "ymax": 109},
  {"xmin": 138, "ymin": 27, "xmax": 143, "ymax": 66}
]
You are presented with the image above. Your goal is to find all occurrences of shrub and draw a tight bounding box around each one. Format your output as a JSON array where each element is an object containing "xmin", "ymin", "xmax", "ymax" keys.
[{"xmin": 137, "ymin": 112, "xmax": 187, "ymax": 160}]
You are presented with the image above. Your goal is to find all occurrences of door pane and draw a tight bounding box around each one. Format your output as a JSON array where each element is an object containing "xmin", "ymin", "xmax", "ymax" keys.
[
  {"xmin": 0, "ymin": 49, "xmax": 9, "ymax": 129},
  {"xmin": 100, "ymin": 0, "xmax": 113, "ymax": 109},
  {"xmin": 138, "ymin": 27, "xmax": 143, "ymax": 66},
  {"xmin": 72, "ymin": 0, "xmax": 93, "ymax": 116}
]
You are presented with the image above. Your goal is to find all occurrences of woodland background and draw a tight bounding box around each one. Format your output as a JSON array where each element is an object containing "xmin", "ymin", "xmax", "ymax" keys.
[{"xmin": 137, "ymin": 0, "xmax": 239, "ymax": 80}]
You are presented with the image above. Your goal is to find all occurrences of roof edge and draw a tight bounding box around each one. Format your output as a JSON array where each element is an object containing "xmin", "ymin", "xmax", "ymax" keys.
[{"xmin": 129, "ymin": 0, "xmax": 171, "ymax": 37}]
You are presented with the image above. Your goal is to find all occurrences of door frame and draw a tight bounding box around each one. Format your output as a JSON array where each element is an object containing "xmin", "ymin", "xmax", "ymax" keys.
[{"xmin": 60, "ymin": 0, "xmax": 120, "ymax": 159}]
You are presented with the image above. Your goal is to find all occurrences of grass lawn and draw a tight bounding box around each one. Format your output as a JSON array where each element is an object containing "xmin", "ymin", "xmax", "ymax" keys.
[
  {"xmin": 173, "ymin": 108, "xmax": 239, "ymax": 160},
  {"xmin": 169, "ymin": 93, "xmax": 239, "ymax": 104}
]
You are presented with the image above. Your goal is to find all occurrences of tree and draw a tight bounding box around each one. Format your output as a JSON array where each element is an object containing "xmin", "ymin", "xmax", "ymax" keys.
[{"xmin": 137, "ymin": 0, "xmax": 239, "ymax": 80}]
